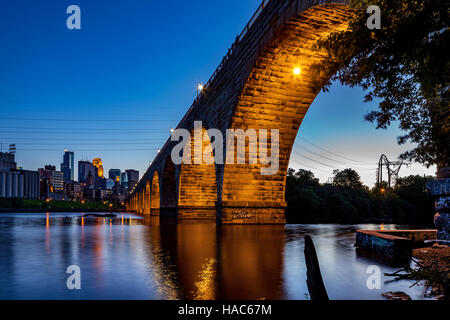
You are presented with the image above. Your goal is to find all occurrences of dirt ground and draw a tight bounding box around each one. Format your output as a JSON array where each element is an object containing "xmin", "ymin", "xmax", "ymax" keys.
[
  {"xmin": 413, "ymin": 246, "xmax": 450, "ymax": 272},
  {"xmin": 413, "ymin": 246, "xmax": 450, "ymax": 299}
]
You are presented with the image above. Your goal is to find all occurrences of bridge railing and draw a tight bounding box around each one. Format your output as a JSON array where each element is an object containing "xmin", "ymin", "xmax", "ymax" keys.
[
  {"xmin": 174, "ymin": 0, "xmax": 269, "ymax": 132},
  {"xmin": 205, "ymin": 0, "xmax": 267, "ymax": 90}
]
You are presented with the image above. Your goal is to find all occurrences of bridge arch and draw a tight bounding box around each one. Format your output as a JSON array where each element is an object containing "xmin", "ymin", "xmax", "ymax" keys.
[
  {"xmin": 178, "ymin": 126, "xmax": 218, "ymax": 219},
  {"xmin": 150, "ymin": 171, "xmax": 160, "ymax": 216},
  {"xmin": 220, "ymin": 3, "xmax": 351, "ymax": 223}
]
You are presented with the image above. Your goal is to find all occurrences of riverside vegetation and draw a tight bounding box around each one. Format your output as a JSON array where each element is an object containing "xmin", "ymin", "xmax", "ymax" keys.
[{"xmin": 286, "ymin": 168, "xmax": 435, "ymax": 224}]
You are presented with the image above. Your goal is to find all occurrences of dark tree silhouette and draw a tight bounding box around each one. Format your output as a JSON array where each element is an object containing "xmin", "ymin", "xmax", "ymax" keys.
[{"xmin": 333, "ymin": 168, "xmax": 365, "ymax": 190}]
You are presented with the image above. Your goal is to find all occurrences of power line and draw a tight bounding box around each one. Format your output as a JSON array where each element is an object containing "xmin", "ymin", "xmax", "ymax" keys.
[
  {"xmin": 291, "ymin": 149, "xmax": 341, "ymax": 169},
  {"xmin": 0, "ymin": 142, "xmax": 164, "ymax": 146},
  {"xmin": 289, "ymin": 158, "xmax": 331, "ymax": 173},
  {"xmin": 0, "ymin": 131, "xmax": 169, "ymax": 134},
  {"xmin": 0, "ymin": 137, "xmax": 166, "ymax": 141},
  {"xmin": 293, "ymin": 143, "xmax": 377, "ymax": 168},
  {"xmin": 298, "ymin": 137, "xmax": 375, "ymax": 165},
  {"xmin": 0, "ymin": 117, "xmax": 178, "ymax": 122},
  {"xmin": 292, "ymin": 148, "xmax": 375, "ymax": 172},
  {"xmin": 0, "ymin": 127, "xmax": 170, "ymax": 131},
  {"xmin": 16, "ymin": 148, "xmax": 160, "ymax": 152}
]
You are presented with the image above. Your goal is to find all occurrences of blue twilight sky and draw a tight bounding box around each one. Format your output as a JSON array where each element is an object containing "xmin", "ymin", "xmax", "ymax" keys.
[{"xmin": 0, "ymin": 0, "xmax": 435, "ymax": 187}]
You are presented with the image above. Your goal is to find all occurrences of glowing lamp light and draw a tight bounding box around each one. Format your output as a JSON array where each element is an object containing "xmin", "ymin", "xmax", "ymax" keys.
[
  {"xmin": 293, "ymin": 67, "xmax": 301, "ymax": 75},
  {"xmin": 197, "ymin": 83, "xmax": 204, "ymax": 92}
]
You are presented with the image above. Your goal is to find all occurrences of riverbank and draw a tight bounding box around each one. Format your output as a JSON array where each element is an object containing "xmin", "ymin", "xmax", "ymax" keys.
[
  {"xmin": 413, "ymin": 246, "xmax": 450, "ymax": 300},
  {"xmin": 0, "ymin": 198, "xmax": 125, "ymax": 212}
]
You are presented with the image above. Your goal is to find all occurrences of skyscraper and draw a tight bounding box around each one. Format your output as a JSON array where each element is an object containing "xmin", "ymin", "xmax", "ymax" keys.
[
  {"xmin": 92, "ymin": 158, "xmax": 104, "ymax": 178},
  {"xmin": 61, "ymin": 150, "xmax": 74, "ymax": 182},
  {"xmin": 109, "ymin": 169, "xmax": 121, "ymax": 182},
  {"xmin": 120, "ymin": 172, "xmax": 128, "ymax": 189},
  {"xmin": 126, "ymin": 169, "xmax": 139, "ymax": 190},
  {"xmin": 78, "ymin": 160, "xmax": 95, "ymax": 184},
  {"xmin": 38, "ymin": 165, "xmax": 64, "ymax": 199}
]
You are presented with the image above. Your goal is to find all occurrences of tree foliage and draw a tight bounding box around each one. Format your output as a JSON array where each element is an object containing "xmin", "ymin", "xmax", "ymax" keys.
[
  {"xmin": 332, "ymin": 168, "xmax": 365, "ymax": 189},
  {"xmin": 285, "ymin": 168, "xmax": 434, "ymax": 223},
  {"xmin": 315, "ymin": 0, "xmax": 449, "ymax": 167}
]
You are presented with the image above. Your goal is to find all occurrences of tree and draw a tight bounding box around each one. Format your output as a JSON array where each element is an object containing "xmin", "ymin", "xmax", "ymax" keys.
[
  {"xmin": 333, "ymin": 168, "xmax": 365, "ymax": 189},
  {"xmin": 295, "ymin": 169, "xmax": 320, "ymax": 186},
  {"xmin": 287, "ymin": 168, "xmax": 296, "ymax": 177},
  {"xmin": 315, "ymin": 0, "xmax": 449, "ymax": 168},
  {"xmin": 394, "ymin": 175, "xmax": 435, "ymax": 219}
]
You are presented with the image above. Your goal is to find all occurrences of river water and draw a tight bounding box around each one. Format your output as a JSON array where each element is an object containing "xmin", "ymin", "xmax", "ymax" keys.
[{"xmin": 0, "ymin": 212, "xmax": 430, "ymax": 300}]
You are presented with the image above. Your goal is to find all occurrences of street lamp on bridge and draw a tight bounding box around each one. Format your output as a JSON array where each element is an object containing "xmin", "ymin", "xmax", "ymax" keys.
[{"xmin": 197, "ymin": 83, "xmax": 204, "ymax": 95}]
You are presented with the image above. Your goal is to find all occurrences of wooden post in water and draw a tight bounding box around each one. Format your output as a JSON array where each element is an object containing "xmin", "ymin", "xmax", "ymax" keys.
[{"xmin": 304, "ymin": 235, "xmax": 329, "ymax": 300}]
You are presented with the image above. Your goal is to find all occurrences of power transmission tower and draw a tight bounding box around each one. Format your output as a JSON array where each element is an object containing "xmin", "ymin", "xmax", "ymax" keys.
[{"xmin": 376, "ymin": 154, "xmax": 408, "ymax": 188}]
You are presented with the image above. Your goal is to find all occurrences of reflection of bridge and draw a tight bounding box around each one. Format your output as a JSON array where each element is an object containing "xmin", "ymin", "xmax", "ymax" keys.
[{"xmin": 127, "ymin": 0, "xmax": 351, "ymax": 224}]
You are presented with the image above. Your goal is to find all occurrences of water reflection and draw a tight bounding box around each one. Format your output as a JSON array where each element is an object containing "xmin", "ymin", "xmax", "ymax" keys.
[
  {"xmin": 0, "ymin": 213, "xmax": 430, "ymax": 300},
  {"xmin": 218, "ymin": 225, "xmax": 285, "ymax": 300}
]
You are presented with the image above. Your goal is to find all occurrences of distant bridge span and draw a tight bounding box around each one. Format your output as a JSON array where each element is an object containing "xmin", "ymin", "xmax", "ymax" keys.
[{"xmin": 127, "ymin": 0, "xmax": 351, "ymax": 224}]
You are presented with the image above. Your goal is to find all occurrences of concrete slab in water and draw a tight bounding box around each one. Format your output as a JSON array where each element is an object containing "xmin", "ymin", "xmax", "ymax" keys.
[{"xmin": 355, "ymin": 230, "xmax": 437, "ymax": 260}]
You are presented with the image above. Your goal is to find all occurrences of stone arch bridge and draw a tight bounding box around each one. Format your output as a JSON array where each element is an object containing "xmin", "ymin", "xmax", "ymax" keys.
[{"xmin": 127, "ymin": 0, "xmax": 351, "ymax": 224}]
